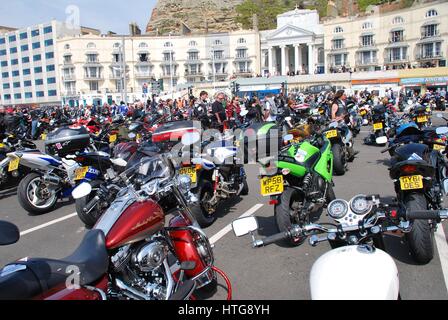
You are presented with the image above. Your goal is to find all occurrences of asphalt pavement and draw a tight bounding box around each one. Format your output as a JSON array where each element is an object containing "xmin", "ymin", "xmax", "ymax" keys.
[{"xmin": 0, "ymin": 117, "xmax": 447, "ymax": 300}]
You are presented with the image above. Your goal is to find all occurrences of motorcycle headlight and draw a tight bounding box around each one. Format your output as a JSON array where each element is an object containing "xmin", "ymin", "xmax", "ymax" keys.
[{"xmin": 327, "ymin": 199, "xmax": 349, "ymax": 220}]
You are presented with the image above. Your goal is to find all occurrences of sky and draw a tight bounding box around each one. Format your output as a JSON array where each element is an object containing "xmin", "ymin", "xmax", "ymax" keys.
[{"xmin": 0, "ymin": 0, "xmax": 158, "ymax": 34}]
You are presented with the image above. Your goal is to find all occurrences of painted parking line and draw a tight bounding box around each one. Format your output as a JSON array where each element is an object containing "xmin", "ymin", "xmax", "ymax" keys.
[
  {"xmin": 435, "ymin": 226, "xmax": 448, "ymax": 292},
  {"xmin": 20, "ymin": 213, "xmax": 78, "ymax": 237},
  {"xmin": 209, "ymin": 204, "xmax": 264, "ymax": 245}
]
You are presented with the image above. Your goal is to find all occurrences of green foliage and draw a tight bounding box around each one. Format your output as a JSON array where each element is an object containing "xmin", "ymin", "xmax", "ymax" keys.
[{"xmin": 357, "ymin": 0, "xmax": 385, "ymax": 12}]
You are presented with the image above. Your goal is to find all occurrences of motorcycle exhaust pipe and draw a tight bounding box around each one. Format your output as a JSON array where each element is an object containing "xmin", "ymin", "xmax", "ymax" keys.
[
  {"xmin": 115, "ymin": 279, "xmax": 150, "ymax": 301},
  {"xmin": 43, "ymin": 174, "xmax": 61, "ymax": 186}
]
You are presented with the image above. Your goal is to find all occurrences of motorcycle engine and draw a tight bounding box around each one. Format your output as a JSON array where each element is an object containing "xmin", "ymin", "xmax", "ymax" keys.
[{"xmin": 111, "ymin": 239, "xmax": 171, "ymax": 300}]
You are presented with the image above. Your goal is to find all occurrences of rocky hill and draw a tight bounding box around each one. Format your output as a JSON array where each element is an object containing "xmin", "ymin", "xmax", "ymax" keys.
[{"xmin": 146, "ymin": 0, "xmax": 244, "ymax": 35}]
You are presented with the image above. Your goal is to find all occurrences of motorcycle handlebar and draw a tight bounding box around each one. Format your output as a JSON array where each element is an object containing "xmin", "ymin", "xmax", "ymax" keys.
[
  {"xmin": 405, "ymin": 210, "xmax": 448, "ymax": 220},
  {"xmin": 254, "ymin": 231, "xmax": 290, "ymax": 247}
]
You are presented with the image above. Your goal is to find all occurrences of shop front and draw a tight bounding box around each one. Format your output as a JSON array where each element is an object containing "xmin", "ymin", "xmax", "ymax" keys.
[{"xmin": 400, "ymin": 76, "xmax": 448, "ymax": 95}]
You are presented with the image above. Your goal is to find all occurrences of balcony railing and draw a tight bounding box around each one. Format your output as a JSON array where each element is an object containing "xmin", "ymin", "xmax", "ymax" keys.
[
  {"xmin": 388, "ymin": 37, "xmax": 405, "ymax": 43},
  {"xmin": 62, "ymin": 74, "xmax": 75, "ymax": 81},
  {"xmin": 135, "ymin": 72, "xmax": 155, "ymax": 79},
  {"xmin": 235, "ymin": 55, "xmax": 251, "ymax": 61},
  {"xmin": 359, "ymin": 41, "xmax": 376, "ymax": 47},
  {"xmin": 63, "ymin": 91, "xmax": 78, "ymax": 97},
  {"xmin": 416, "ymin": 52, "xmax": 444, "ymax": 60},
  {"xmin": 160, "ymin": 73, "xmax": 179, "ymax": 79},
  {"xmin": 384, "ymin": 56, "xmax": 409, "ymax": 63},
  {"xmin": 84, "ymin": 74, "xmax": 103, "ymax": 80},
  {"xmin": 421, "ymin": 31, "xmax": 440, "ymax": 39},
  {"xmin": 185, "ymin": 71, "xmax": 204, "ymax": 76},
  {"xmin": 331, "ymin": 45, "xmax": 346, "ymax": 51},
  {"xmin": 356, "ymin": 58, "xmax": 378, "ymax": 66}
]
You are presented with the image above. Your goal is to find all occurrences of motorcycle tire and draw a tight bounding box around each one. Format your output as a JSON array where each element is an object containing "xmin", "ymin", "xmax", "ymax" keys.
[
  {"xmin": 18, "ymin": 172, "xmax": 58, "ymax": 215},
  {"xmin": 241, "ymin": 179, "xmax": 249, "ymax": 196},
  {"xmin": 404, "ymin": 193, "xmax": 434, "ymax": 265},
  {"xmin": 275, "ymin": 187, "xmax": 306, "ymax": 247},
  {"xmin": 75, "ymin": 180, "xmax": 105, "ymax": 229},
  {"xmin": 332, "ymin": 144, "xmax": 346, "ymax": 176},
  {"xmin": 191, "ymin": 180, "xmax": 217, "ymax": 228}
]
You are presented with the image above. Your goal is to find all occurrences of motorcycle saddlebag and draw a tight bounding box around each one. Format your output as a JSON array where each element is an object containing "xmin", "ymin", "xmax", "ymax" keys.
[{"xmin": 45, "ymin": 126, "xmax": 90, "ymax": 157}]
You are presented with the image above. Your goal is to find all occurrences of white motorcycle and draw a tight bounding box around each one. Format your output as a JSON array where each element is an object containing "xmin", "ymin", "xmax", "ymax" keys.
[{"xmin": 232, "ymin": 194, "xmax": 448, "ymax": 300}]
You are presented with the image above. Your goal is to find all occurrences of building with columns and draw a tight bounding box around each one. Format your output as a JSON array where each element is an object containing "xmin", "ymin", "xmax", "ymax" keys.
[{"xmin": 260, "ymin": 8, "xmax": 325, "ymax": 77}]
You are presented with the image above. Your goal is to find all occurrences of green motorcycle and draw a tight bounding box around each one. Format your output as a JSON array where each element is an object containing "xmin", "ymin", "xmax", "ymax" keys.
[{"xmin": 259, "ymin": 131, "xmax": 336, "ymax": 246}]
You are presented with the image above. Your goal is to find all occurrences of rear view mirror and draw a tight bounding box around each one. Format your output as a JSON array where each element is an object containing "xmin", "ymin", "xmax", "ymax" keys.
[
  {"xmin": 232, "ymin": 217, "xmax": 259, "ymax": 237},
  {"xmin": 182, "ymin": 131, "xmax": 201, "ymax": 146},
  {"xmin": 0, "ymin": 221, "xmax": 20, "ymax": 246},
  {"xmin": 72, "ymin": 182, "xmax": 92, "ymax": 200},
  {"xmin": 283, "ymin": 134, "xmax": 294, "ymax": 143},
  {"xmin": 376, "ymin": 136, "xmax": 388, "ymax": 145},
  {"xmin": 436, "ymin": 127, "xmax": 448, "ymax": 136}
]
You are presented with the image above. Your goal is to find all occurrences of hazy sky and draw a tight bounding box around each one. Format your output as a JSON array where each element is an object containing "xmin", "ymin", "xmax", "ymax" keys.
[{"xmin": 0, "ymin": 0, "xmax": 158, "ymax": 34}]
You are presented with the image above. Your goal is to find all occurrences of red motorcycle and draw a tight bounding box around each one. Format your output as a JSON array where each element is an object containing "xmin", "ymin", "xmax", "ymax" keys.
[{"xmin": 0, "ymin": 154, "xmax": 231, "ymax": 300}]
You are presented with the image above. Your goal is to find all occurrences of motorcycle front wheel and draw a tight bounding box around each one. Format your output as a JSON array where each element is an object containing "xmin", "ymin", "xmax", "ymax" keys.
[
  {"xmin": 75, "ymin": 180, "xmax": 105, "ymax": 229},
  {"xmin": 18, "ymin": 172, "xmax": 58, "ymax": 214},
  {"xmin": 191, "ymin": 180, "xmax": 217, "ymax": 228}
]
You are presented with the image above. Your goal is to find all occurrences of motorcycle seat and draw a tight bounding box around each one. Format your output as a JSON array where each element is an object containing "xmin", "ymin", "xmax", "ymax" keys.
[{"xmin": 0, "ymin": 230, "xmax": 108, "ymax": 300}]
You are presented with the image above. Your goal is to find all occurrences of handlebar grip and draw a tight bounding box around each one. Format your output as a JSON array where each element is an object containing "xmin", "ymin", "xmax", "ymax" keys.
[
  {"xmin": 261, "ymin": 232, "xmax": 290, "ymax": 246},
  {"xmin": 406, "ymin": 210, "xmax": 444, "ymax": 220}
]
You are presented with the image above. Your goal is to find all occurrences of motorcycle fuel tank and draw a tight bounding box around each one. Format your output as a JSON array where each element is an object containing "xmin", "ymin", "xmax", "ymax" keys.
[
  {"xmin": 104, "ymin": 200, "xmax": 165, "ymax": 250},
  {"xmin": 310, "ymin": 245, "xmax": 399, "ymax": 300}
]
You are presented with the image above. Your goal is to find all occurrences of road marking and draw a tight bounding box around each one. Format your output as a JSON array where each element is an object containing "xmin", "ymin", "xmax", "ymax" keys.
[
  {"xmin": 20, "ymin": 213, "xmax": 78, "ymax": 237},
  {"xmin": 435, "ymin": 226, "xmax": 448, "ymax": 292},
  {"xmin": 209, "ymin": 203, "xmax": 264, "ymax": 245}
]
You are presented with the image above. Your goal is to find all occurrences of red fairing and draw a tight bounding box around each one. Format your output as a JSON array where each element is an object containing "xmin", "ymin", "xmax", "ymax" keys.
[
  {"xmin": 106, "ymin": 200, "xmax": 165, "ymax": 250},
  {"xmin": 40, "ymin": 276, "xmax": 108, "ymax": 300},
  {"xmin": 168, "ymin": 215, "xmax": 207, "ymax": 279},
  {"xmin": 152, "ymin": 129, "xmax": 198, "ymax": 143}
]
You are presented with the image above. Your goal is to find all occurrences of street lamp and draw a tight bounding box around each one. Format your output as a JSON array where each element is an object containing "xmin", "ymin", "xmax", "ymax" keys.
[{"xmin": 169, "ymin": 32, "xmax": 174, "ymax": 99}]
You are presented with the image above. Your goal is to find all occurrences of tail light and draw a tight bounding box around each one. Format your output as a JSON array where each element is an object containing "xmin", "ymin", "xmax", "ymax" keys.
[
  {"xmin": 401, "ymin": 165, "xmax": 418, "ymax": 175},
  {"xmin": 269, "ymin": 199, "xmax": 279, "ymax": 205}
]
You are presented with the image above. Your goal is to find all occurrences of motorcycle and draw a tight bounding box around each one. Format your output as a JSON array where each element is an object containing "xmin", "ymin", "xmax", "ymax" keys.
[
  {"xmin": 411, "ymin": 104, "xmax": 432, "ymax": 129},
  {"xmin": 0, "ymin": 154, "xmax": 232, "ymax": 300},
  {"xmin": 231, "ymin": 195, "xmax": 448, "ymax": 300},
  {"xmin": 364, "ymin": 105, "xmax": 390, "ymax": 146}
]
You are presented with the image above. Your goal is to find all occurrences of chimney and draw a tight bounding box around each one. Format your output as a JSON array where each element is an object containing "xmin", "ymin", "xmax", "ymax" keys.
[
  {"xmin": 129, "ymin": 22, "xmax": 141, "ymax": 36},
  {"xmin": 252, "ymin": 14, "xmax": 259, "ymax": 32}
]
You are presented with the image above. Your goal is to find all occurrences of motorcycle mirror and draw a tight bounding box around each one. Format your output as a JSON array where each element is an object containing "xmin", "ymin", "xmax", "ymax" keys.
[
  {"xmin": 181, "ymin": 131, "xmax": 201, "ymax": 146},
  {"xmin": 0, "ymin": 221, "xmax": 20, "ymax": 246},
  {"xmin": 443, "ymin": 179, "xmax": 448, "ymax": 194},
  {"xmin": 283, "ymin": 134, "xmax": 294, "ymax": 143},
  {"xmin": 285, "ymin": 117, "xmax": 292, "ymax": 122},
  {"xmin": 376, "ymin": 136, "xmax": 388, "ymax": 145},
  {"xmin": 111, "ymin": 158, "xmax": 128, "ymax": 167},
  {"xmin": 240, "ymin": 110, "xmax": 249, "ymax": 117},
  {"xmin": 232, "ymin": 217, "xmax": 259, "ymax": 237},
  {"xmin": 128, "ymin": 132, "xmax": 136, "ymax": 139},
  {"xmin": 436, "ymin": 127, "xmax": 448, "ymax": 135},
  {"xmin": 72, "ymin": 182, "xmax": 92, "ymax": 200},
  {"xmin": 437, "ymin": 113, "xmax": 444, "ymax": 119}
]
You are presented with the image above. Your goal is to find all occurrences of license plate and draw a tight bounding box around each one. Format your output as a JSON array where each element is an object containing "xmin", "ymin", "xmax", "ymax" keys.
[
  {"xmin": 109, "ymin": 134, "xmax": 117, "ymax": 143},
  {"xmin": 41, "ymin": 133, "xmax": 47, "ymax": 140},
  {"xmin": 373, "ymin": 123, "xmax": 383, "ymax": 130},
  {"xmin": 399, "ymin": 175, "xmax": 423, "ymax": 191},
  {"xmin": 434, "ymin": 139, "xmax": 445, "ymax": 151},
  {"xmin": 360, "ymin": 110, "xmax": 367, "ymax": 116},
  {"xmin": 417, "ymin": 116, "xmax": 427, "ymax": 123},
  {"xmin": 74, "ymin": 167, "xmax": 89, "ymax": 181},
  {"xmin": 0, "ymin": 143, "xmax": 5, "ymax": 148},
  {"xmin": 260, "ymin": 175, "xmax": 284, "ymax": 197},
  {"xmin": 136, "ymin": 134, "xmax": 142, "ymax": 141},
  {"xmin": 179, "ymin": 167, "xmax": 197, "ymax": 184},
  {"xmin": 325, "ymin": 130, "xmax": 338, "ymax": 139},
  {"xmin": 8, "ymin": 157, "xmax": 19, "ymax": 172}
]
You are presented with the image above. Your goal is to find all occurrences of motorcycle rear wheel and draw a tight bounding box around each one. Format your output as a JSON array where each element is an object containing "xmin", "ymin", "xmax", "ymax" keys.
[
  {"xmin": 75, "ymin": 180, "xmax": 105, "ymax": 229},
  {"xmin": 18, "ymin": 173, "xmax": 58, "ymax": 215},
  {"xmin": 192, "ymin": 180, "xmax": 217, "ymax": 228},
  {"xmin": 332, "ymin": 144, "xmax": 346, "ymax": 176}
]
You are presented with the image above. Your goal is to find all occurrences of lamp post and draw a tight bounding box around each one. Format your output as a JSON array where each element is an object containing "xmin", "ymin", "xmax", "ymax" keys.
[
  {"xmin": 169, "ymin": 32, "xmax": 174, "ymax": 99},
  {"xmin": 210, "ymin": 46, "xmax": 216, "ymax": 94}
]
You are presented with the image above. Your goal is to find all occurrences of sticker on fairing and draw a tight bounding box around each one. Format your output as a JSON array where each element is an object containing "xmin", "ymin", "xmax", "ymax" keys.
[
  {"xmin": 408, "ymin": 153, "xmax": 423, "ymax": 161},
  {"xmin": 295, "ymin": 149, "xmax": 308, "ymax": 163}
]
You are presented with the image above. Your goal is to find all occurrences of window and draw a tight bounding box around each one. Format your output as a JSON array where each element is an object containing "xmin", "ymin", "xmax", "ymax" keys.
[
  {"xmin": 45, "ymin": 52, "xmax": 54, "ymax": 59},
  {"xmin": 32, "ymin": 42, "xmax": 41, "ymax": 49},
  {"xmin": 34, "ymin": 67, "xmax": 43, "ymax": 73},
  {"xmin": 236, "ymin": 48, "xmax": 248, "ymax": 58},
  {"xmin": 393, "ymin": 16, "xmax": 404, "ymax": 25},
  {"xmin": 112, "ymin": 53, "xmax": 123, "ymax": 63},
  {"xmin": 113, "ymin": 42, "xmax": 121, "ymax": 49},
  {"xmin": 13, "ymin": 82, "xmax": 20, "ymax": 88},
  {"xmin": 87, "ymin": 42, "xmax": 96, "ymax": 49},
  {"xmin": 33, "ymin": 54, "xmax": 42, "ymax": 61},
  {"xmin": 44, "ymin": 39, "xmax": 53, "ymax": 47},
  {"xmin": 10, "ymin": 47, "xmax": 17, "ymax": 54},
  {"xmin": 332, "ymin": 39, "xmax": 344, "ymax": 49},
  {"xmin": 213, "ymin": 50, "xmax": 224, "ymax": 60},
  {"xmin": 36, "ymin": 91, "xmax": 44, "ymax": 97},
  {"xmin": 0, "ymin": 50, "xmax": 6, "ymax": 56},
  {"xmin": 138, "ymin": 53, "xmax": 149, "ymax": 62},
  {"xmin": 0, "ymin": 38, "xmax": 5, "ymax": 44},
  {"xmin": 24, "ymin": 80, "xmax": 32, "ymax": 87},
  {"xmin": 214, "ymin": 40, "xmax": 223, "ymax": 46},
  {"xmin": 2, "ymin": 72, "xmax": 9, "ymax": 78},
  {"xmin": 46, "ymin": 65, "xmax": 55, "ymax": 72},
  {"xmin": 11, "ymin": 59, "xmax": 18, "ymax": 65},
  {"xmin": 14, "ymin": 93, "xmax": 21, "ymax": 99},
  {"xmin": 188, "ymin": 52, "xmax": 199, "ymax": 61},
  {"xmin": 361, "ymin": 35, "xmax": 374, "ymax": 47},
  {"xmin": 20, "ymin": 32, "xmax": 28, "ymax": 40},
  {"xmin": 422, "ymin": 24, "xmax": 438, "ymax": 38},
  {"xmin": 35, "ymin": 79, "xmax": 44, "ymax": 85},
  {"xmin": 335, "ymin": 26, "xmax": 344, "ymax": 33},
  {"xmin": 22, "ymin": 57, "xmax": 30, "ymax": 63},
  {"xmin": 48, "ymin": 90, "xmax": 57, "ymax": 97},
  {"xmin": 9, "ymin": 35, "xmax": 16, "ymax": 42},
  {"xmin": 426, "ymin": 9, "xmax": 438, "ymax": 17},
  {"xmin": 3, "ymin": 83, "xmax": 10, "ymax": 89},
  {"xmin": 362, "ymin": 22, "xmax": 373, "ymax": 29},
  {"xmin": 25, "ymin": 92, "xmax": 33, "ymax": 99},
  {"xmin": 23, "ymin": 69, "xmax": 30, "ymax": 75},
  {"xmin": 189, "ymin": 41, "xmax": 198, "ymax": 47},
  {"xmin": 47, "ymin": 77, "xmax": 56, "ymax": 84},
  {"xmin": 139, "ymin": 42, "xmax": 148, "ymax": 48},
  {"xmin": 44, "ymin": 26, "xmax": 52, "ymax": 34},
  {"xmin": 237, "ymin": 38, "xmax": 246, "ymax": 44},
  {"xmin": 86, "ymin": 54, "xmax": 98, "ymax": 63},
  {"xmin": 164, "ymin": 42, "xmax": 173, "ymax": 48},
  {"xmin": 89, "ymin": 81, "xmax": 99, "ymax": 91},
  {"xmin": 12, "ymin": 70, "xmax": 20, "ymax": 77},
  {"xmin": 1, "ymin": 61, "xmax": 7, "ymax": 67},
  {"xmin": 391, "ymin": 30, "xmax": 404, "ymax": 43},
  {"xmin": 21, "ymin": 44, "xmax": 29, "ymax": 51},
  {"xmin": 4, "ymin": 94, "xmax": 11, "ymax": 100},
  {"xmin": 31, "ymin": 29, "xmax": 40, "ymax": 37},
  {"xmin": 64, "ymin": 44, "xmax": 70, "ymax": 50},
  {"xmin": 163, "ymin": 52, "xmax": 174, "ymax": 61}
]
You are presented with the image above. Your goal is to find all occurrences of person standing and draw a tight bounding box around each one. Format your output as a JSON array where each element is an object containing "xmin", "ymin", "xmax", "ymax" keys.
[{"xmin": 211, "ymin": 93, "xmax": 227, "ymax": 131}]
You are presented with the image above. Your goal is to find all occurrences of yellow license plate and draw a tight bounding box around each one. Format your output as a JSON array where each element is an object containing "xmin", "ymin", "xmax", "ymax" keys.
[
  {"xmin": 360, "ymin": 110, "xmax": 367, "ymax": 116},
  {"xmin": 325, "ymin": 130, "xmax": 338, "ymax": 139},
  {"xmin": 417, "ymin": 116, "xmax": 427, "ymax": 123},
  {"xmin": 8, "ymin": 157, "xmax": 20, "ymax": 172},
  {"xmin": 41, "ymin": 134, "xmax": 47, "ymax": 140},
  {"xmin": 0, "ymin": 143, "xmax": 5, "ymax": 148},
  {"xmin": 179, "ymin": 167, "xmax": 197, "ymax": 184},
  {"xmin": 399, "ymin": 175, "xmax": 423, "ymax": 191},
  {"xmin": 109, "ymin": 134, "xmax": 117, "ymax": 143},
  {"xmin": 136, "ymin": 134, "xmax": 142, "ymax": 141},
  {"xmin": 74, "ymin": 167, "xmax": 89, "ymax": 181},
  {"xmin": 434, "ymin": 139, "xmax": 445, "ymax": 151},
  {"xmin": 260, "ymin": 175, "xmax": 284, "ymax": 197},
  {"xmin": 373, "ymin": 123, "xmax": 383, "ymax": 130}
]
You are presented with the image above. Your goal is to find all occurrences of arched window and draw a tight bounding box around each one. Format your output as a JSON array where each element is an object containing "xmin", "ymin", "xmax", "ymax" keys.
[
  {"xmin": 164, "ymin": 42, "xmax": 173, "ymax": 47},
  {"xmin": 426, "ymin": 9, "xmax": 438, "ymax": 17},
  {"xmin": 237, "ymin": 38, "xmax": 246, "ymax": 44},
  {"xmin": 139, "ymin": 42, "xmax": 148, "ymax": 48},
  {"xmin": 362, "ymin": 22, "xmax": 373, "ymax": 29},
  {"xmin": 189, "ymin": 40, "xmax": 198, "ymax": 47},
  {"xmin": 113, "ymin": 42, "xmax": 121, "ymax": 49},
  {"xmin": 86, "ymin": 42, "xmax": 96, "ymax": 49},
  {"xmin": 64, "ymin": 44, "xmax": 70, "ymax": 50},
  {"xmin": 214, "ymin": 39, "xmax": 223, "ymax": 46},
  {"xmin": 392, "ymin": 16, "xmax": 404, "ymax": 24},
  {"xmin": 334, "ymin": 26, "xmax": 343, "ymax": 33}
]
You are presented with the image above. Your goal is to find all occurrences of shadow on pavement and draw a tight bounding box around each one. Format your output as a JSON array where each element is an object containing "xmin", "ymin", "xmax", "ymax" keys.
[
  {"xmin": 26, "ymin": 198, "xmax": 75, "ymax": 217},
  {"xmin": 0, "ymin": 187, "xmax": 18, "ymax": 201}
]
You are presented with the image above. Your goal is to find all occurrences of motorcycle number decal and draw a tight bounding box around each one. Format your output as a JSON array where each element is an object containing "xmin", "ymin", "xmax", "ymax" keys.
[
  {"xmin": 373, "ymin": 123, "xmax": 383, "ymax": 131},
  {"xmin": 417, "ymin": 116, "xmax": 427, "ymax": 123},
  {"xmin": 109, "ymin": 134, "xmax": 117, "ymax": 143},
  {"xmin": 399, "ymin": 175, "xmax": 423, "ymax": 191},
  {"xmin": 8, "ymin": 157, "xmax": 20, "ymax": 172},
  {"xmin": 260, "ymin": 175, "xmax": 284, "ymax": 197},
  {"xmin": 295, "ymin": 149, "xmax": 308, "ymax": 163},
  {"xmin": 74, "ymin": 167, "xmax": 90, "ymax": 180},
  {"xmin": 325, "ymin": 130, "xmax": 338, "ymax": 139}
]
